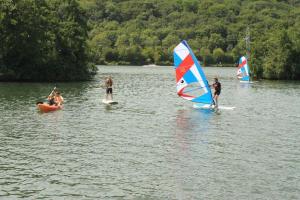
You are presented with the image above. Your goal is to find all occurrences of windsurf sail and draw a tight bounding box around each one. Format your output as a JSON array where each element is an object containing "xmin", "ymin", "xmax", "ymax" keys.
[
  {"xmin": 237, "ymin": 56, "xmax": 250, "ymax": 82},
  {"xmin": 173, "ymin": 40, "xmax": 213, "ymax": 105}
]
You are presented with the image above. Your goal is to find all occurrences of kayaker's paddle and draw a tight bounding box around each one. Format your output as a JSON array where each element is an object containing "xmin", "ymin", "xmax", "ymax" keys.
[
  {"xmin": 48, "ymin": 86, "xmax": 57, "ymax": 97},
  {"xmin": 36, "ymin": 86, "xmax": 57, "ymax": 105}
]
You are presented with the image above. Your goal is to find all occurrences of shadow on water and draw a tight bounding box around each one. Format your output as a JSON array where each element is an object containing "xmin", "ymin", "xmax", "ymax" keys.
[{"xmin": 104, "ymin": 104, "xmax": 121, "ymax": 111}]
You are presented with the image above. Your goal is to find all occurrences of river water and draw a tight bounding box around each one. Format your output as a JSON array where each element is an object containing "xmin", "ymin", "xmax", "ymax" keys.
[{"xmin": 0, "ymin": 66, "xmax": 299, "ymax": 199}]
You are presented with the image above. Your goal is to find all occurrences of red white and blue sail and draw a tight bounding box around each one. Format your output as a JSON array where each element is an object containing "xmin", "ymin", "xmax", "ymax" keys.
[
  {"xmin": 237, "ymin": 56, "xmax": 250, "ymax": 82},
  {"xmin": 173, "ymin": 40, "xmax": 213, "ymax": 104}
]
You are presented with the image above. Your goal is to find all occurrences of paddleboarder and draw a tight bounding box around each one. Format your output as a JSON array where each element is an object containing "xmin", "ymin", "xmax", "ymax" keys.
[{"xmin": 105, "ymin": 76, "xmax": 113, "ymax": 100}]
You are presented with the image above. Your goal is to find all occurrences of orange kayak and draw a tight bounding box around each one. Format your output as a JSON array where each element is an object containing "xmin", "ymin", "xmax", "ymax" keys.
[{"xmin": 37, "ymin": 103, "xmax": 62, "ymax": 112}]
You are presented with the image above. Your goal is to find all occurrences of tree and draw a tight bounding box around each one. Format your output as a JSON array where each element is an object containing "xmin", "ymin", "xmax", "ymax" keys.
[
  {"xmin": 213, "ymin": 48, "xmax": 225, "ymax": 65},
  {"xmin": 77, "ymin": 0, "xmax": 300, "ymax": 79},
  {"xmin": 0, "ymin": 0, "xmax": 96, "ymax": 81},
  {"xmin": 200, "ymin": 48, "xmax": 212, "ymax": 66}
]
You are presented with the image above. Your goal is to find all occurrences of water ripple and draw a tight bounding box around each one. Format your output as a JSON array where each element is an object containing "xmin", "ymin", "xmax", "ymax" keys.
[{"xmin": 0, "ymin": 66, "xmax": 299, "ymax": 199}]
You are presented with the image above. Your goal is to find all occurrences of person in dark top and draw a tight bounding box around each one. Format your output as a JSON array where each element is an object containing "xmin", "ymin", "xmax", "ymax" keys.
[
  {"xmin": 47, "ymin": 90, "xmax": 56, "ymax": 105},
  {"xmin": 211, "ymin": 77, "xmax": 221, "ymax": 108},
  {"xmin": 105, "ymin": 76, "xmax": 113, "ymax": 100}
]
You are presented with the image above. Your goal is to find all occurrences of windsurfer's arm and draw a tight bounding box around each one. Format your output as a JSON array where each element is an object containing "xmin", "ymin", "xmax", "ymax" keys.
[{"xmin": 207, "ymin": 80, "xmax": 212, "ymax": 88}]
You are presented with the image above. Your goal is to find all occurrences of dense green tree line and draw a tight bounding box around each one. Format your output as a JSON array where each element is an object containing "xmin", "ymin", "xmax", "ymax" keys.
[
  {"xmin": 0, "ymin": 0, "xmax": 96, "ymax": 81},
  {"xmin": 1, "ymin": 0, "xmax": 299, "ymax": 80},
  {"xmin": 82, "ymin": 0, "xmax": 300, "ymax": 79}
]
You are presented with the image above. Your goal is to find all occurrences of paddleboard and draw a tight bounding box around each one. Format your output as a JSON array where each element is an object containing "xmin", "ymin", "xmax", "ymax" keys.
[
  {"xmin": 102, "ymin": 99, "xmax": 118, "ymax": 105},
  {"xmin": 193, "ymin": 103, "xmax": 235, "ymax": 110},
  {"xmin": 240, "ymin": 80, "xmax": 255, "ymax": 84}
]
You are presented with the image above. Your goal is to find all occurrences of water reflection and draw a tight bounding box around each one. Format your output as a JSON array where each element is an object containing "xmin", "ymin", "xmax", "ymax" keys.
[
  {"xmin": 175, "ymin": 108, "xmax": 214, "ymax": 135},
  {"xmin": 239, "ymin": 82, "xmax": 252, "ymax": 89},
  {"xmin": 103, "ymin": 104, "xmax": 121, "ymax": 112},
  {"xmin": 173, "ymin": 108, "xmax": 214, "ymax": 160},
  {"xmin": 173, "ymin": 108, "xmax": 215, "ymax": 199}
]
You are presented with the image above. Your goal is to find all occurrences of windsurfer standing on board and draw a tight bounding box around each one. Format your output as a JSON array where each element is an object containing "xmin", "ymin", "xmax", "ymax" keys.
[
  {"xmin": 105, "ymin": 76, "xmax": 113, "ymax": 100},
  {"xmin": 211, "ymin": 77, "xmax": 221, "ymax": 108}
]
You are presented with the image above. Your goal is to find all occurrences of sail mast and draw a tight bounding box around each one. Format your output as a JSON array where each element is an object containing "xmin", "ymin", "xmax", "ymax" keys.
[{"xmin": 245, "ymin": 26, "xmax": 250, "ymax": 60}]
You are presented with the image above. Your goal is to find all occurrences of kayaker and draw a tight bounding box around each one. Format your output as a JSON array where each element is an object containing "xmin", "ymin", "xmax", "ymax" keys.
[
  {"xmin": 48, "ymin": 93, "xmax": 56, "ymax": 105},
  {"xmin": 54, "ymin": 92, "xmax": 64, "ymax": 106},
  {"xmin": 105, "ymin": 76, "xmax": 113, "ymax": 100}
]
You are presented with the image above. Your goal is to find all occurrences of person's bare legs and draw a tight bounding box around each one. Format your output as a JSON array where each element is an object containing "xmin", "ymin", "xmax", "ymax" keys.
[{"xmin": 214, "ymin": 95, "xmax": 219, "ymax": 108}]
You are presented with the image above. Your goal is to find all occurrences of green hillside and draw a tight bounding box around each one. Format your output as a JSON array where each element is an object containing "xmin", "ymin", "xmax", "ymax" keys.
[
  {"xmin": 0, "ymin": 0, "xmax": 299, "ymax": 80},
  {"xmin": 85, "ymin": 0, "xmax": 300, "ymax": 80}
]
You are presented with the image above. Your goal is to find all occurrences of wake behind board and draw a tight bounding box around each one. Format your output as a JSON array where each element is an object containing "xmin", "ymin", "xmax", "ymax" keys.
[
  {"xmin": 102, "ymin": 99, "xmax": 118, "ymax": 105},
  {"xmin": 193, "ymin": 103, "xmax": 235, "ymax": 110}
]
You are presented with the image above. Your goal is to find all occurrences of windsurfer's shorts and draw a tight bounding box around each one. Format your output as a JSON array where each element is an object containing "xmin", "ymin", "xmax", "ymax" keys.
[
  {"xmin": 214, "ymin": 91, "xmax": 221, "ymax": 96},
  {"xmin": 106, "ymin": 88, "xmax": 112, "ymax": 94}
]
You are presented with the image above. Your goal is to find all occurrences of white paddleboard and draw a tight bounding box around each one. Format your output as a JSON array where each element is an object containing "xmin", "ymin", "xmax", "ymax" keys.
[
  {"xmin": 193, "ymin": 104, "xmax": 235, "ymax": 110},
  {"xmin": 240, "ymin": 80, "xmax": 257, "ymax": 84},
  {"xmin": 217, "ymin": 106, "xmax": 236, "ymax": 110},
  {"xmin": 102, "ymin": 99, "xmax": 118, "ymax": 105}
]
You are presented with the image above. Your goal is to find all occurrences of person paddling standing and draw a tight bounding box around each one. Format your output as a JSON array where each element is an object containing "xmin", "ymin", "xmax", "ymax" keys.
[
  {"xmin": 105, "ymin": 76, "xmax": 113, "ymax": 100},
  {"xmin": 211, "ymin": 77, "xmax": 221, "ymax": 108}
]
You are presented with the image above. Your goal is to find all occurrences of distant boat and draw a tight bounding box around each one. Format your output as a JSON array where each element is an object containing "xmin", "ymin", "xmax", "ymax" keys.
[
  {"xmin": 142, "ymin": 64, "xmax": 158, "ymax": 67},
  {"xmin": 173, "ymin": 40, "xmax": 214, "ymax": 109},
  {"xmin": 237, "ymin": 56, "xmax": 250, "ymax": 82}
]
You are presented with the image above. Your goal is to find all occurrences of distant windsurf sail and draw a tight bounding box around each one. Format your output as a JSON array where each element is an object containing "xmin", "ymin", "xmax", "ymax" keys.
[
  {"xmin": 173, "ymin": 40, "xmax": 213, "ymax": 105},
  {"xmin": 237, "ymin": 56, "xmax": 250, "ymax": 82}
]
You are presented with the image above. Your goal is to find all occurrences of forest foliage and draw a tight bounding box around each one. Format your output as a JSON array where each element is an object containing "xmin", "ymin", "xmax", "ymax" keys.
[
  {"xmin": 0, "ymin": 0, "xmax": 96, "ymax": 81},
  {"xmin": 83, "ymin": 0, "xmax": 300, "ymax": 80},
  {"xmin": 0, "ymin": 0, "xmax": 299, "ymax": 80}
]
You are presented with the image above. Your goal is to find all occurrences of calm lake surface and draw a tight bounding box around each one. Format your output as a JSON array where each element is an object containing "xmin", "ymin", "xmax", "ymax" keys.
[{"xmin": 0, "ymin": 66, "xmax": 299, "ymax": 199}]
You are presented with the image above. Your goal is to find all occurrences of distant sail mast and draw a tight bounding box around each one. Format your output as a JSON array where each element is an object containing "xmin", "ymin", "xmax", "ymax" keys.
[
  {"xmin": 245, "ymin": 26, "xmax": 250, "ymax": 60},
  {"xmin": 236, "ymin": 26, "xmax": 251, "ymax": 82}
]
